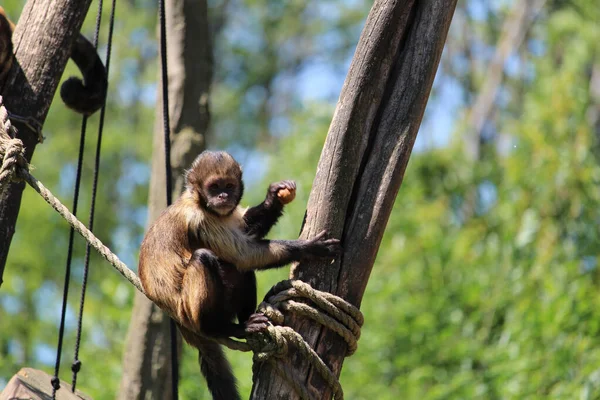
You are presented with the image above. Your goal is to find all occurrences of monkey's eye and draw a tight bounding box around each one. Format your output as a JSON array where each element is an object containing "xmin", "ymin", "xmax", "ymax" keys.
[
  {"xmin": 225, "ymin": 183, "xmax": 234, "ymax": 190},
  {"xmin": 209, "ymin": 183, "xmax": 219, "ymax": 191}
]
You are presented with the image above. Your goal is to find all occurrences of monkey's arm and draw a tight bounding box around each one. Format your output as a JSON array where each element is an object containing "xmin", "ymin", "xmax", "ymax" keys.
[
  {"xmin": 60, "ymin": 34, "xmax": 108, "ymax": 116},
  {"xmin": 243, "ymin": 180, "xmax": 296, "ymax": 239},
  {"xmin": 225, "ymin": 230, "xmax": 340, "ymax": 272}
]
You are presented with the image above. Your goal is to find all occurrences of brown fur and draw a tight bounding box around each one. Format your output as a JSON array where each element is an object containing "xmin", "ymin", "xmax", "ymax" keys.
[
  {"xmin": 0, "ymin": 7, "xmax": 14, "ymax": 84},
  {"xmin": 138, "ymin": 150, "xmax": 340, "ymax": 400}
]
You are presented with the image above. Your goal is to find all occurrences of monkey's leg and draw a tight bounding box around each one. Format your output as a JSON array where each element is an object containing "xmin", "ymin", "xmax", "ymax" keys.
[
  {"xmin": 235, "ymin": 271, "xmax": 257, "ymax": 324},
  {"xmin": 243, "ymin": 180, "xmax": 296, "ymax": 239},
  {"xmin": 175, "ymin": 248, "xmax": 223, "ymax": 332},
  {"xmin": 186, "ymin": 249, "xmax": 268, "ymax": 339}
]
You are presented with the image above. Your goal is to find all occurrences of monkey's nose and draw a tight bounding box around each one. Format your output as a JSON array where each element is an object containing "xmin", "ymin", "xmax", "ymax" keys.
[{"xmin": 218, "ymin": 193, "xmax": 228, "ymax": 200}]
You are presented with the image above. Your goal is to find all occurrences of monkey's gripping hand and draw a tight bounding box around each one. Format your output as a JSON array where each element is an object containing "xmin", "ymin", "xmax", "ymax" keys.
[
  {"xmin": 299, "ymin": 230, "xmax": 342, "ymax": 260},
  {"xmin": 268, "ymin": 180, "xmax": 296, "ymax": 206}
]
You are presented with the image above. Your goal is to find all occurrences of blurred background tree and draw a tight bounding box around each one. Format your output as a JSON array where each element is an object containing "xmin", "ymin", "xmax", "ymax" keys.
[{"xmin": 1, "ymin": 0, "xmax": 599, "ymax": 399}]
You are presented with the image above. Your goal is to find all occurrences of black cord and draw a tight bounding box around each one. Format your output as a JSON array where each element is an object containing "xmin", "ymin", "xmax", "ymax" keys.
[
  {"xmin": 51, "ymin": 117, "xmax": 85, "ymax": 399},
  {"xmin": 51, "ymin": 37, "xmax": 93, "ymax": 400},
  {"xmin": 71, "ymin": 0, "xmax": 116, "ymax": 390},
  {"xmin": 158, "ymin": 0, "xmax": 179, "ymax": 398},
  {"xmin": 159, "ymin": 0, "xmax": 172, "ymax": 203}
]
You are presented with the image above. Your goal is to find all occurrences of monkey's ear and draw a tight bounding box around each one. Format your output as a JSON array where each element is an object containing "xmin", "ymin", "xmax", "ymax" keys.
[{"xmin": 184, "ymin": 168, "xmax": 197, "ymax": 190}]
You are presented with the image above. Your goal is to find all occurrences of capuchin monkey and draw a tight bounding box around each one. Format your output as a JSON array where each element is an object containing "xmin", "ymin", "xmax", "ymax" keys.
[
  {"xmin": 139, "ymin": 151, "xmax": 341, "ymax": 400},
  {"xmin": 0, "ymin": 6, "xmax": 107, "ymax": 115}
]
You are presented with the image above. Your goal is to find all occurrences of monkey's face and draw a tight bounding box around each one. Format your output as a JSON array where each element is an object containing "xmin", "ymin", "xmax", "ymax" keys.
[
  {"xmin": 203, "ymin": 176, "xmax": 241, "ymax": 216},
  {"xmin": 186, "ymin": 151, "xmax": 244, "ymax": 216}
]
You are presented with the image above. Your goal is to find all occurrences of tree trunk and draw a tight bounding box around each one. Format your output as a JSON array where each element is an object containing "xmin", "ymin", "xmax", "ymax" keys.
[
  {"xmin": 250, "ymin": 0, "xmax": 457, "ymax": 399},
  {"xmin": 116, "ymin": 0, "xmax": 212, "ymax": 399},
  {"xmin": 0, "ymin": 0, "xmax": 93, "ymax": 287}
]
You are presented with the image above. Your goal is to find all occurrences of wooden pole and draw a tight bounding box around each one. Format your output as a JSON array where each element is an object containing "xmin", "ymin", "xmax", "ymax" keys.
[
  {"xmin": 250, "ymin": 0, "xmax": 458, "ymax": 398},
  {"xmin": 117, "ymin": 0, "xmax": 212, "ymax": 398},
  {"xmin": 0, "ymin": 0, "xmax": 93, "ymax": 286}
]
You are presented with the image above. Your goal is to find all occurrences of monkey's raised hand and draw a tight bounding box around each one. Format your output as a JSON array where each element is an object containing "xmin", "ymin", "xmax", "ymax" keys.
[
  {"xmin": 245, "ymin": 180, "xmax": 296, "ymax": 239},
  {"xmin": 269, "ymin": 180, "xmax": 296, "ymax": 205}
]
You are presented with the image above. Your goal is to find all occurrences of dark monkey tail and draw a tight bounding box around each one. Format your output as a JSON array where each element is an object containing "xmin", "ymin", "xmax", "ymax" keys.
[
  {"xmin": 198, "ymin": 339, "xmax": 240, "ymax": 400},
  {"xmin": 180, "ymin": 327, "xmax": 240, "ymax": 400},
  {"xmin": 60, "ymin": 34, "xmax": 108, "ymax": 116}
]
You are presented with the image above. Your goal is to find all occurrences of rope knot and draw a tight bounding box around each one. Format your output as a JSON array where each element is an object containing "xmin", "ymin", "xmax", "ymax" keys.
[
  {"xmin": 0, "ymin": 137, "xmax": 27, "ymax": 187},
  {"xmin": 50, "ymin": 375, "xmax": 61, "ymax": 391},
  {"xmin": 249, "ymin": 325, "xmax": 289, "ymax": 363},
  {"xmin": 0, "ymin": 98, "xmax": 30, "ymax": 191}
]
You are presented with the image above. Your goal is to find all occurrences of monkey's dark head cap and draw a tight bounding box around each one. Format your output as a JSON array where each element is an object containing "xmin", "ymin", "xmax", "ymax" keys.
[{"xmin": 186, "ymin": 151, "xmax": 243, "ymax": 186}]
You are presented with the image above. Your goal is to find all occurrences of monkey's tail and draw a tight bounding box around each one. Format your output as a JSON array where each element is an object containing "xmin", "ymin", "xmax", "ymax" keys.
[
  {"xmin": 196, "ymin": 338, "xmax": 241, "ymax": 400},
  {"xmin": 60, "ymin": 34, "xmax": 108, "ymax": 116},
  {"xmin": 180, "ymin": 326, "xmax": 240, "ymax": 400}
]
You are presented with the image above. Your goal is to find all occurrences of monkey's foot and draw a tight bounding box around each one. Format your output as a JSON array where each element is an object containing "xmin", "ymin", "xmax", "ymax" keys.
[{"xmin": 245, "ymin": 313, "xmax": 269, "ymax": 333}]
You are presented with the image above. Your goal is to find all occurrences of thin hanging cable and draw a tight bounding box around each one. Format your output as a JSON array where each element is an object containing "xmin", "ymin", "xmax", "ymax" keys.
[
  {"xmin": 159, "ymin": 4, "xmax": 172, "ymax": 202},
  {"xmin": 158, "ymin": 0, "xmax": 178, "ymax": 398},
  {"xmin": 51, "ymin": 19, "xmax": 96, "ymax": 400},
  {"xmin": 51, "ymin": 113, "xmax": 86, "ymax": 400},
  {"xmin": 71, "ymin": 0, "xmax": 116, "ymax": 390}
]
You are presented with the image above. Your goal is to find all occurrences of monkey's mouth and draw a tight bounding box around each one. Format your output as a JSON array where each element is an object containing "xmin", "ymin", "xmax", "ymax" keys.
[{"xmin": 210, "ymin": 201, "xmax": 236, "ymax": 216}]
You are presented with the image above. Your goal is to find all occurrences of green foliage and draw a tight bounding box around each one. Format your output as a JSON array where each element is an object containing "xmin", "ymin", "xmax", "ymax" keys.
[
  {"xmin": 2, "ymin": 0, "xmax": 600, "ymax": 399},
  {"xmin": 336, "ymin": 4, "xmax": 600, "ymax": 399}
]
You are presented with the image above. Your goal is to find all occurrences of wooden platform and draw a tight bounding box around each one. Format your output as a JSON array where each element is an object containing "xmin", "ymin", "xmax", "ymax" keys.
[{"xmin": 0, "ymin": 368, "xmax": 92, "ymax": 400}]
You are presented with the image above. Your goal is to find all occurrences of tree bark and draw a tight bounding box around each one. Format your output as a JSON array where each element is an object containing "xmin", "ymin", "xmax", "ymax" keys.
[
  {"xmin": 0, "ymin": 0, "xmax": 93, "ymax": 287},
  {"xmin": 251, "ymin": 0, "xmax": 457, "ymax": 399},
  {"xmin": 116, "ymin": 0, "xmax": 212, "ymax": 399}
]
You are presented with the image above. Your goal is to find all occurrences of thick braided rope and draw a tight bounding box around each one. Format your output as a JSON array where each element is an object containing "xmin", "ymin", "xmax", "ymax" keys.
[
  {"xmin": 218, "ymin": 280, "xmax": 363, "ymax": 400},
  {"xmin": 265, "ymin": 280, "xmax": 363, "ymax": 354},
  {"xmin": 0, "ymin": 102, "xmax": 25, "ymax": 191},
  {"xmin": 0, "ymin": 100, "xmax": 145, "ymax": 294}
]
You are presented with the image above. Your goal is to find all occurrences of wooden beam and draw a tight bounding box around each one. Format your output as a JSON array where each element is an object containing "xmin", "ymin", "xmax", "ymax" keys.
[
  {"xmin": 250, "ymin": 0, "xmax": 458, "ymax": 398},
  {"xmin": 0, "ymin": 367, "xmax": 91, "ymax": 400}
]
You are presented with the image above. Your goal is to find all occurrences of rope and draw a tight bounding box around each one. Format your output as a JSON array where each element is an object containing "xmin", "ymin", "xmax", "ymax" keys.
[
  {"xmin": 0, "ymin": 105, "xmax": 24, "ymax": 187},
  {"xmin": 52, "ymin": 57, "xmax": 91, "ymax": 397},
  {"xmin": 217, "ymin": 280, "xmax": 363, "ymax": 400},
  {"xmin": 71, "ymin": 0, "xmax": 117, "ymax": 391}
]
